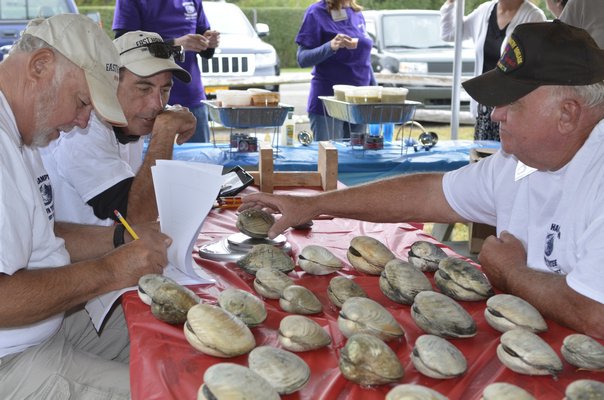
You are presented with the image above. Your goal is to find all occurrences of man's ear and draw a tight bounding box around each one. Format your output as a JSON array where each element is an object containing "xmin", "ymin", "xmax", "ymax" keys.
[
  {"xmin": 558, "ymin": 98, "xmax": 581, "ymax": 135},
  {"xmin": 27, "ymin": 48, "xmax": 56, "ymax": 81}
]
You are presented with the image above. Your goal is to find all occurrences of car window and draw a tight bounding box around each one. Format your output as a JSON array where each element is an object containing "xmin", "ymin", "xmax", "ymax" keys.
[
  {"xmin": 0, "ymin": 0, "xmax": 72, "ymax": 19},
  {"xmin": 382, "ymin": 14, "xmax": 452, "ymax": 49},
  {"xmin": 203, "ymin": 4, "xmax": 256, "ymax": 37}
]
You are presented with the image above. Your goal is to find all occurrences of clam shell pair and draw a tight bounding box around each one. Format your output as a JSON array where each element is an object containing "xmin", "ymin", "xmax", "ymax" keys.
[
  {"xmin": 253, "ymin": 267, "xmax": 294, "ymax": 299},
  {"xmin": 217, "ymin": 288, "xmax": 267, "ymax": 327},
  {"xmin": 338, "ymin": 297, "xmax": 405, "ymax": 342},
  {"xmin": 327, "ymin": 276, "xmax": 368, "ymax": 308},
  {"xmin": 496, "ymin": 329, "xmax": 563, "ymax": 377},
  {"xmin": 339, "ymin": 333, "xmax": 404, "ymax": 386},
  {"xmin": 237, "ymin": 243, "xmax": 295, "ymax": 275},
  {"xmin": 408, "ymin": 240, "xmax": 448, "ymax": 272},
  {"xmin": 386, "ymin": 384, "xmax": 448, "ymax": 400},
  {"xmin": 199, "ymin": 363, "xmax": 279, "ymax": 400},
  {"xmin": 561, "ymin": 333, "xmax": 604, "ymax": 370},
  {"xmin": 482, "ymin": 382, "xmax": 535, "ymax": 400},
  {"xmin": 248, "ymin": 346, "xmax": 310, "ymax": 395},
  {"xmin": 565, "ymin": 379, "xmax": 604, "ymax": 400},
  {"xmin": 184, "ymin": 303, "xmax": 255, "ymax": 358},
  {"xmin": 278, "ymin": 315, "xmax": 332, "ymax": 352},
  {"xmin": 379, "ymin": 259, "xmax": 433, "ymax": 305},
  {"xmin": 236, "ymin": 208, "xmax": 274, "ymax": 238},
  {"xmin": 411, "ymin": 334, "xmax": 467, "ymax": 379},
  {"xmin": 137, "ymin": 274, "xmax": 201, "ymax": 325},
  {"xmin": 411, "ymin": 291, "xmax": 476, "ymax": 338},
  {"xmin": 484, "ymin": 294, "xmax": 547, "ymax": 333},
  {"xmin": 347, "ymin": 236, "xmax": 395, "ymax": 275},
  {"xmin": 298, "ymin": 245, "xmax": 343, "ymax": 275},
  {"xmin": 435, "ymin": 257, "xmax": 494, "ymax": 301},
  {"xmin": 280, "ymin": 285, "xmax": 323, "ymax": 315}
]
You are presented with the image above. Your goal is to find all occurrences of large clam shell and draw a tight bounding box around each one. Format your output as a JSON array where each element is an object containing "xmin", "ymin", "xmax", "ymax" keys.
[
  {"xmin": 184, "ymin": 303, "xmax": 255, "ymax": 358},
  {"xmin": 561, "ymin": 333, "xmax": 604, "ymax": 371},
  {"xmin": 298, "ymin": 245, "xmax": 343, "ymax": 275},
  {"xmin": 217, "ymin": 288, "xmax": 267, "ymax": 327},
  {"xmin": 347, "ymin": 236, "xmax": 396, "ymax": 275},
  {"xmin": 198, "ymin": 363, "xmax": 279, "ymax": 400},
  {"xmin": 327, "ymin": 276, "xmax": 368, "ymax": 308},
  {"xmin": 237, "ymin": 243, "xmax": 295, "ymax": 275},
  {"xmin": 496, "ymin": 329, "xmax": 563, "ymax": 377},
  {"xmin": 565, "ymin": 379, "xmax": 604, "ymax": 400},
  {"xmin": 408, "ymin": 240, "xmax": 448, "ymax": 272},
  {"xmin": 253, "ymin": 267, "xmax": 294, "ymax": 299},
  {"xmin": 137, "ymin": 274, "xmax": 201, "ymax": 324},
  {"xmin": 434, "ymin": 257, "xmax": 494, "ymax": 301},
  {"xmin": 339, "ymin": 333, "xmax": 404, "ymax": 386},
  {"xmin": 248, "ymin": 346, "xmax": 311, "ymax": 395},
  {"xmin": 411, "ymin": 291, "xmax": 476, "ymax": 338},
  {"xmin": 279, "ymin": 285, "xmax": 323, "ymax": 315},
  {"xmin": 386, "ymin": 384, "xmax": 448, "ymax": 400},
  {"xmin": 278, "ymin": 315, "xmax": 332, "ymax": 352},
  {"xmin": 482, "ymin": 382, "xmax": 535, "ymax": 400},
  {"xmin": 236, "ymin": 208, "xmax": 275, "ymax": 238},
  {"xmin": 484, "ymin": 294, "xmax": 547, "ymax": 333},
  {"xmin": 411, "ymin": 334, "xmax": 467, "ymax": 379},
  {"xmin": 379, "ymin": 259, "xmax": 433, "ymax": 305},
  {"xmin": 338, "ymin": 296, "xmax": 405, "ymax": 342}
]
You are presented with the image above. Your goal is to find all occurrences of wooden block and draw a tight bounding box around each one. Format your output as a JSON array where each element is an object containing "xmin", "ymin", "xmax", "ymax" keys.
[
  {"xmin": 258, "ymin": 143, "xmax": 274, "ymax": 193},
  {"xmin": 317, "ymin": 141, "xmax": 338, "ymax": 191}
]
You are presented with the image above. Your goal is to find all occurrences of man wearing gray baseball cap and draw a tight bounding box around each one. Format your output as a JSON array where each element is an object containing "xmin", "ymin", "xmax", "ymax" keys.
[
  {"xmin": 240, "ymin": 20, "xmax": 604, "ymax": 337},
  {"xmin": 0, "ymin": 14, "xmax": 171, "ymax": 399}
]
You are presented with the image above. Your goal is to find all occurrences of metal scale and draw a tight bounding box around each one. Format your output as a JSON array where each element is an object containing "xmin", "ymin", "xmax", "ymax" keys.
[{"xmin": 197, "ymin": 232, "xmax": 292, "ymax": 263}]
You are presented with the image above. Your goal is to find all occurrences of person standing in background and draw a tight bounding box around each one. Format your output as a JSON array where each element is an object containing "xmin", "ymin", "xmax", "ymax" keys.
[
  {"xmin": 546, "ymin": 0, "xmax": 567, "ymax": 18},
  {"xmin": 440, "ymin": 0, "xmax": 545, "ymax": 141},
  {"xmin": 296, "ymin": 0, "xmax": 375, "ymax": 142},
  {"xmin": 112, "ymin": 0, "xmax": 219, "ymax": 143},
  {"xmin": 560, "ymin": 0, "xmax": 604, "ymax": 49}
]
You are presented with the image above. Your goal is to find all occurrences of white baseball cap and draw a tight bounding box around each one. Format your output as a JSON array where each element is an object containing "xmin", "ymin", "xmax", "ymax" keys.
[
  {"xmin": 114, "ymin": 31, "xmax": 191, "ymax": 83},
  {"xmin": 23, "ymin": 14, "xmax": 127, "ymax": 126}
]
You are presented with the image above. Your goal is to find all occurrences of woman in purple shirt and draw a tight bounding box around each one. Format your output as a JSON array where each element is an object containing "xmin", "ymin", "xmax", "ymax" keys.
[{"xmin": 296, "ymin": 0, "xmax": 375, "ymax": 141}]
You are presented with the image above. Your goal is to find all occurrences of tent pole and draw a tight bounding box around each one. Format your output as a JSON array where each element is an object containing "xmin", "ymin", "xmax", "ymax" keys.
[{"xmin": 450, "ymin": 0, "xmax": 465, "ymax": 140}]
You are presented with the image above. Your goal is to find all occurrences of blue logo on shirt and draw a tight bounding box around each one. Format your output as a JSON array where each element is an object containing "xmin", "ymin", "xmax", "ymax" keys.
[{"xmin": 37, "ymin": 174, "xmax": 54, "ymax": 221}]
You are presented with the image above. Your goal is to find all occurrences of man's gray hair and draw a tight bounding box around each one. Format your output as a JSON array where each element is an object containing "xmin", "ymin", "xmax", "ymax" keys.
[
  {"xmin": 10, "ymin": 33, "xmax": 53, "ymax": 54},
  {"xmin": 566, "ymin": 81, "xmax": 604, "ymax": 108}
]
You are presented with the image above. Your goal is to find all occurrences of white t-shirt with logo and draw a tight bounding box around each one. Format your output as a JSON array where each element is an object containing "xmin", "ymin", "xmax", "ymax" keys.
[
  {"xmin": 0, "ymin": 91, "xmax": 71, "ymax": 357},
  {"xmin": 40, "ymin": 111, "xmax": 143, "ymax": 226},
  {"xmin": 443, "ymin": 119, "xmax": 604, "ymax": 305}
]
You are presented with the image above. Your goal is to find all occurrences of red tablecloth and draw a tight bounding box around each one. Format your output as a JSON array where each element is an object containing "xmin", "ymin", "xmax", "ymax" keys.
[{"xmin": 122, "ymin": 206, "xmax": 603, "ymax": 400}]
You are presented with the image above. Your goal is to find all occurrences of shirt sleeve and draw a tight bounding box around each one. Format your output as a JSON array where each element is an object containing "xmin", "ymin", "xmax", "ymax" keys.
[
  {"xmin": 112, "ymin": 0, "xmax": 142, "ymax": 31},
  {"xmin": 297, "ymin": 43, "xmax": 334, "ymax": 68}
]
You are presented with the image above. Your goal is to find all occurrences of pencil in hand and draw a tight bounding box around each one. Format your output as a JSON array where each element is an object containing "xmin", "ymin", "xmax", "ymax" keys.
[{"xmin": 114, "ymin": 210, "xmax": 139, "ymax": 240}]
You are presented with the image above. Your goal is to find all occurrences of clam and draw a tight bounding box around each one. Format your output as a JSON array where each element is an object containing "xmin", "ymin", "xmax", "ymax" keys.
[
  {"xmin": 338, "ymin": 296, "xmax": 405, "ymax": 342},
  {"xmin": 198, "ymin": 363, "xmax": 279, "ymax": 400},
  {"xmin": 236, "ymin": 208, "xmax": 274, "ymax": 238},
  {"xmin": 411, "ymin": 291, "xmax": 476, "ymax": 338},
  {"xmin": 434, "ymin": 257, "xmax": 494, "ymax": 301},
  {"xmin": 278, "ymin": 315, "xmax": 332, "ymax": 352},
  {"xmin": 327, "ymin": 276, "xmax": 368, "ymax": 308},
  {"xmin": 347, "ymin": 235, "xmax": 396, "ymax": 275},
  {"xmin": 298, "ymin": 245, "xmax": 343, "ymax": 275},
  {"xmin": 248, "ymin": 346, "xmax": 311, "ymax": 395},
  {"xmin": 237, "ymin": 243, "xmax": 295, "ymax": 275},
  {"xmin": 339, "ymin": 333, "xmax": 404, "ymax": 386},
  {"xmin": 253, "ymin": 267, "xmax": 294, "ymax": 299},
  {"xmin": 482, "ymin": 382, "xmax": 535, "ymax": 400},
  {"xmin": 386, "ymin": 384, "xmax": 448, "ymax": 400},
  {"xmin": 279, "ymin": 285, "xmax": 323, "ymax": 315},
  {"xmin": 184, "ymin": 303, "xmax": 255, "ymax": 358},
  {"xmin": 484, "ymin": 294, "xmax": 547, "ymax": 333},
  {"xmin": 217, "ymin": 288, "xmax": 267, "ymax": 327},
  {"xmin": 408, "ymin": 240, "xmax": 448, "ymax": 272},
  {"xmin": 137, "ymin": 274, "xmax": 201, "ymax": 324},
  {"xmin": 496, "ymin": 329, "xmax": 563, "ymax": 377},
  {"xmin": 379, "ymin": 259, "xmax": 433, "ymax": 305},
  {"xmin": 411, "ymin": 334, "xmax": 467, "ymax": 379},
  {"xmin": 561, "ymin": 333, "xmax": 604, "ymax": 371},
  {"xmin": 565, "ymin": 379, "xmax": 604, "ymax": 400}
]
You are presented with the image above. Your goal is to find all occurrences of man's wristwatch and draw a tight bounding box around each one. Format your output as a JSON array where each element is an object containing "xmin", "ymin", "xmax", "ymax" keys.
[{"xmin": 113, "ymin": 223, "xmax": 126, "ymax": 248}]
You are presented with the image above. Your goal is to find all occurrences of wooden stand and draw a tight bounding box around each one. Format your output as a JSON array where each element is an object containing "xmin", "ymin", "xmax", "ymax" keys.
[{"xmin": 248, "ymin": 141, "xmax": 338, "ymax": 193}]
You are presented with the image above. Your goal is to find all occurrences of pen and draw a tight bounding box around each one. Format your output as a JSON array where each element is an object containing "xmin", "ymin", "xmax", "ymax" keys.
[{"xmin": 114, "ymin": 210, "xmax": 140, "ymax": 240}]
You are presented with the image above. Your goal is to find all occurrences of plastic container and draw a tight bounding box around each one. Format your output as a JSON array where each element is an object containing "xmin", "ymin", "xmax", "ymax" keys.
[
  {"xmin": 216, "ymin": 90, "xmax": 252, "ymax": 107},
  {"xmin": 280, "ymin": 112, "xmax": 295, "ymax": 146},
  {"xmin": 332, "ymin": 84, "xmax": 355, "ymax": 101},
  {"xmin": 383, "ymin": 123, "xmax": 394, "ymax": 142},
  {"xmin": 345, "ymin": 86, "xmax": 382, "ymax": 104},
  {"xmin": 381, "ymin": 87, "xmax": 409, "ymax": 103}
]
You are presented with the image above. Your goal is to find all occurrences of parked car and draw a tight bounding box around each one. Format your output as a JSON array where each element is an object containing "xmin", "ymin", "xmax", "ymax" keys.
[
  {"xmin": 201, "ymin": 1, "xmax": 280, "ymax": 97},
  {"xmin": 363, "ymin": 9, "xmax": 475, "ymax": 110}
]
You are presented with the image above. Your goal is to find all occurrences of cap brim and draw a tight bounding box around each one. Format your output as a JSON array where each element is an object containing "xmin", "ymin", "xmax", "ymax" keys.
[
  {"xmin": 125, "ymin": 58, "xmax": 192, "ymax": 83},
  {"xmin": 462, "ymin": 68, "xmax": 540, "ymax": 107},
  {"xmin": 85, "ymin": 70, "xmax": 127, "ymax": 127}
]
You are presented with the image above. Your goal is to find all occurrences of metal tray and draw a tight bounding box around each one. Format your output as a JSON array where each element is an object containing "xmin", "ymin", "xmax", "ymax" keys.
[
  {"xmin": 203, "ymin": 100, "xmax": 292, "ymax": 128},
  {"xmin": 319, "ymin": 96, "xmax": 420, "ymax": 124}
]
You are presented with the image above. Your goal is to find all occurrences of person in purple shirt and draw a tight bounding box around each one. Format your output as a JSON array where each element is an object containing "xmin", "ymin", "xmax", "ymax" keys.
[
  {"xmin": 296, "ymin": 0, "xmax": 375, "ymax": 142},
  {"xmin": 113, "ymin": 0, "xmax": 219, "ymax": 143}
]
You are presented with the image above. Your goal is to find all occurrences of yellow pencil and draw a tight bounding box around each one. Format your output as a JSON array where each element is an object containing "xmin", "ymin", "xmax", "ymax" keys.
[{"xmin": 114, "ymin": 210, "xmax": 139, "ymax": 240}]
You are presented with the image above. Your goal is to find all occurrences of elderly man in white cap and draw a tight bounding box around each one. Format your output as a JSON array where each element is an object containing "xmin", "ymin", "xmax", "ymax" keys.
[
  {"xmin": 42, "ymin": 30, "xmax": 196, "ymax": 229},
  {"xmin": 0, "ymin": 15, "xmax": 171, "ymax": 399}
]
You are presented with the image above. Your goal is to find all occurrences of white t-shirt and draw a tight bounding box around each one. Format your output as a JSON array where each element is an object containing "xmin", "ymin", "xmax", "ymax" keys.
[
  {"xmin": 560, "ymin": 0, "xmax": 604, "ymax": 49},
  {"xmin": 443, "ymin": 119, "xmax": 604, "ymax": 304},
  {"xmin": 0, "ymin": 91, "xmax": 71, "ymax": 357},
  {"xmin": 40, "ymin": 111, "xmax": 144, "ymax": 226}
]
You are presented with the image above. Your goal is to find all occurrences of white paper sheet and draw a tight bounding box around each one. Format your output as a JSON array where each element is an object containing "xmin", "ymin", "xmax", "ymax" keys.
[{"xmin": 85, "ymin": 161, "xmax": 223, "ymax": 331}]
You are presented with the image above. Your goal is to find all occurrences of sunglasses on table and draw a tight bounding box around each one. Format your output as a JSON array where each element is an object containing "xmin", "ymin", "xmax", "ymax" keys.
[{"xmin": 120, "ymin": 42, "xmax": 185, "ymax": 63}]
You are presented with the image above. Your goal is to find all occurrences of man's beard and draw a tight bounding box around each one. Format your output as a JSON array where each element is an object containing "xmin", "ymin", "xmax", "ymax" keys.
[{"xmin": 30, "ymin": 77, "xmax": 74, "ymax": 148}]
